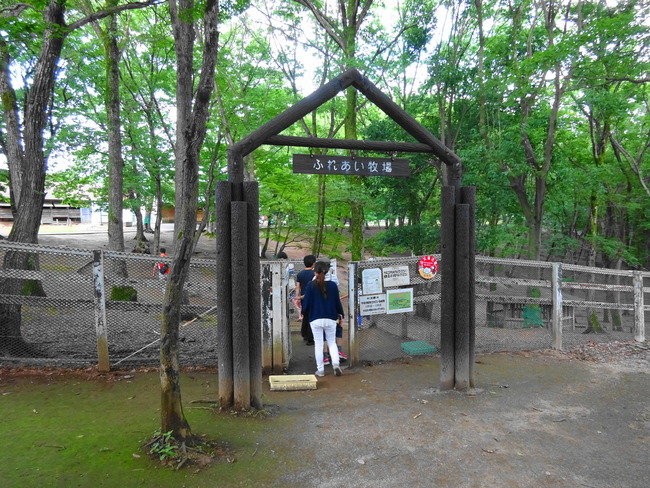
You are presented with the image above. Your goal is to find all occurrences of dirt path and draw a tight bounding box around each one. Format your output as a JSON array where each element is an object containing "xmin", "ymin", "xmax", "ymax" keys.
[{"xmin": 265, "ymin": 343, "xmax": 649, "ymax": 487}]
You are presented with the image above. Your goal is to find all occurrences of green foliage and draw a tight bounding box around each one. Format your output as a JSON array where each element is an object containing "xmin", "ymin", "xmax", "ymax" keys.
[
  {"xmin": 148, "ymin": 430, "xmax": 178, "ymax": 461},
  {"xmin": 109, "ymin": 286, "xmax": 138, "ymax": 302},
  {"xmin": 588, "ymin": 311, "xmax": 604, "ymax": 333},
  {"xmin": 366, "ymin": 224, "xmax": 440, "ymax": 257},
  {"xmin": 3, "ymin": 0, "xmax": 648, "ymax": 268},
  {"xmin": 21, "ymin": 280, "xmax": 46, "ymax": 297}
]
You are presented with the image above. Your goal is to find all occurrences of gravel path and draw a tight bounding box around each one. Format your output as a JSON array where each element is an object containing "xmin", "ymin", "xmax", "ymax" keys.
[{"xmin": 263, "ymin": 340, "xmax": 649, "ymax": 488}]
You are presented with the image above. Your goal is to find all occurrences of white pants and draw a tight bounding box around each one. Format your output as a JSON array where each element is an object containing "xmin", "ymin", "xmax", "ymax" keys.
[{"xmin": 310, "ymin": 318, "xmax": 340, "ymax": 372}]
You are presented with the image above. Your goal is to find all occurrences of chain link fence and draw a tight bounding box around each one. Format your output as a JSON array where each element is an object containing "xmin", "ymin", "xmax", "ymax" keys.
[
  {"xmin": 0, "ymin": 241, "xmax": 218, "ymax": 368},
  {"xmin": 1, "ymin": 241, "xmax": 647, "ymax": 369},
  {"xmin": 349, "ymin": 256, "xmax": 648, "ymax": 364}
]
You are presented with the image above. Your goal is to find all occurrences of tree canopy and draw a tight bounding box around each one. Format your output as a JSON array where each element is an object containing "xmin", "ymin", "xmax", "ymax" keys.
[{"xmin": 1, "ymin": 0, "xmax": 647, "ymax": 270}]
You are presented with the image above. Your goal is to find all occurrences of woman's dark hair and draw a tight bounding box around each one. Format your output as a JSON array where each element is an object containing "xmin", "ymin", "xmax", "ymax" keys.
[{"xmin": 313, "ymin": 261, "xmax": 329, "ymax": 298}]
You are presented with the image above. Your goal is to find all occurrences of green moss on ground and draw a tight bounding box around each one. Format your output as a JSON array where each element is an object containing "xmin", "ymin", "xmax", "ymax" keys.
[{"xmin": 0, "ymin": 370, "xmax": 289, "ymax": 487}]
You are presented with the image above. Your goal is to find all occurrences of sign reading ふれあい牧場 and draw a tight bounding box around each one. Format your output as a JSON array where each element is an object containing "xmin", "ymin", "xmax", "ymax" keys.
[{"xmin": 293, "ymin": 154, "xmax": 410, "ymax": 177}]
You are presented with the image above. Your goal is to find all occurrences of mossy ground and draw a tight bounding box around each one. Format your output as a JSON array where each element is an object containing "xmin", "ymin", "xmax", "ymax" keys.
[{"xmin": 0, "ymin": 368, "xmax": 290, "ymax": 488}]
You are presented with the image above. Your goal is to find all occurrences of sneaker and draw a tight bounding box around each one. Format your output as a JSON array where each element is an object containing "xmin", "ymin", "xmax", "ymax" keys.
[
  {"xmin": 338, "ymin": 349, "xmax": 347, "ymax": 361},
  {"xmin": 323, "ymin": 354, "xmax": 330, "ymax": 365},
  {"xmin": 306, "ymin": 341, "xmax": 314, "ymax": 346},
  {"xmin": 334, "ymin": 366, "xmax": 343, "ymax": 377},
  {"xmin": 315, "ymin": 369, "xmax": 325, "ymax": 377}
]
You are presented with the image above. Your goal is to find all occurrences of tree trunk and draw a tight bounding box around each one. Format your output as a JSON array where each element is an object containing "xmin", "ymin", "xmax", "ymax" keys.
[
  {"xmin": 0, "ymin": 1, "xmax": 66, "ymax": 354},
  {"xmin": 312, "ymin": 174, "xmax": 326, "ymax": 256},
  {"xmin": 102, "ymin": 7, "xmax": 126, "ymax": 268},
  {"xmin": 293, "ymin": 0, "xmax": 373, "ymax": 260},
  {"xmin": 161, "ymin": 0, "xmax": 220, "ymax": 441},
  {"xmin": 153, "ymin": 175, "xmax": 163, "ymax": 253}
]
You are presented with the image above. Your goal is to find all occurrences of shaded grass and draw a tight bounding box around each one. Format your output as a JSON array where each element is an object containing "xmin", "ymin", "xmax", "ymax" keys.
[{"xmin": 0, "ymin": 370, "xmax": 292, "ymax": 487}]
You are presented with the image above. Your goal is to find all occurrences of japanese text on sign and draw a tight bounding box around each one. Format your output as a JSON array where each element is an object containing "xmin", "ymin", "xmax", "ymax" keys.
[
  {"xmin": 382, "ymin": 266, "xmax": 410, "ymax": 287},
  {"xmin": 361, "ymin": 268, "xmax": 383, "ymax": 295},
  {"xmin": 359, "ymin": 294, "xmax": 387, "ymax": 315},
  {"xmin": 293, "ymin": 154, "xmax": 410, "ymax": 178}
]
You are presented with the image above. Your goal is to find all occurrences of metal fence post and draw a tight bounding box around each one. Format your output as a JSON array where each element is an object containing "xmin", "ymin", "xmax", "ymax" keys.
[
  {"xmin": 551, "ymin": 262, "xmax": 563, "ymax": 350},
  {"xmin": 633, "ymin": 271, "xmax": 645, "ymax": 342},
  {"xmin": 92, "ymin": 250, "xmax": 110, "ymax": 372}
]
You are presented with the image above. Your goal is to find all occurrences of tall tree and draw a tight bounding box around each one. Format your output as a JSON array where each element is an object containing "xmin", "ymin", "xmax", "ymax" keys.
[
  {"xmin": 160, "ymin": 0, "xmax": 220, "ymax": 442},
  {"xmin": 0, "ymin": 0, "xmax": 153, "ymax": 354},
  {"xmin": 292, "ymin": 0, "xmax": 375, "ymax": 260},
  {"xmin": 84, "ymin": 0, "xmax": 128, "ymax": 264},
  {"xmin": 120, "ymin": 5, "xmax": 176, "ymax": 252}
]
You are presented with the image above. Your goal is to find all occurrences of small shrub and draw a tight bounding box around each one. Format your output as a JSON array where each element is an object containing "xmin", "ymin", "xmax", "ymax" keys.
[
  {"xmin": 109, "ymin": 285, "xmax": 138, "ymax": 302},
  {"xmin": 148, "ymin": 430, "xmax": 178, "ymax": 461}
]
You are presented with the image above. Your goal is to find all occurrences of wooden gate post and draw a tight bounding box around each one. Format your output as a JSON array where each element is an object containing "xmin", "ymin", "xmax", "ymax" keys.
[
  {"xmin": 454, "ymin": 204, "xmax": 470, "ymax": 390},
  {"xmin": 220, "ymin": 148, "xmax": 263, "ymax": 410},
  {"xmin": 348, "ymin": 262, "xmax": 359, "ymax": 365},
  {"xmin": 461, "ymin": 187, "xmax": 476, "ymax": 387},
  {"xmin": 440, "ymin": 186, "xmax": 457, "ymax": 390},
  {"xmin": 231, "ymin": 201, "xmax": 250, "ymax": 409},
  {"xmin": 440, "ymin": 185, "xmax": 476, "ymax": 391},
  {"xmin": 633, "ymin": 271, "xmax": 645, "ymax": 342},
  {"xmin": 215, "ymin": 180, "xmax": 233, "ymax": 407},
  {"xmin": 551, "ymin": 263, "xmax": 563, "ymax": 350}
]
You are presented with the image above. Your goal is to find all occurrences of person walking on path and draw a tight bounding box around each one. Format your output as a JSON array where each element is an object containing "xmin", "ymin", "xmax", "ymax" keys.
[
  {"xmin": 296, "ymin": 254, "xmax": 317, "ymax": 345},
  {"xmin": 300, "ymin": 261, "xmax": 344, "ymax": 377}
]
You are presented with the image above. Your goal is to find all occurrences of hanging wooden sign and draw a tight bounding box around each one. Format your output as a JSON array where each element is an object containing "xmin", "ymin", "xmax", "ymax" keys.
[{"xmin": 293, "ymin": 154, "xmax": 410, "ymax": 177}]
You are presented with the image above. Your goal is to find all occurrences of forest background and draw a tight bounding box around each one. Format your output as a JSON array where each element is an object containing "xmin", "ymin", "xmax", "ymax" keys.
[
  {"xmin": 1, "ymin": 0, "xmax": 649, "ymax": 444},
  {"xmin": 1, "ymin": 0, "xmax": 649, "ymax": 269}
]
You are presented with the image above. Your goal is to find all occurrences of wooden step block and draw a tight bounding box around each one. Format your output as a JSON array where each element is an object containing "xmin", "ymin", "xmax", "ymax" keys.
[{"xmin": 269, "ymin": 375, "xmax": 318, "ymax": 391}]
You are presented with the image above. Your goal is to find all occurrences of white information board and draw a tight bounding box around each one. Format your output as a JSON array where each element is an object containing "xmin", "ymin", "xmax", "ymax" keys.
[
  {"xmin": 359, "ymin": 294, "xmax": 387, "ymax": 315},
  {"xmin": 382, "ymin": 266, "xmax": 410, "ymax": 287},
  {"xmin": 361, "ymin": 268, "xmax": 383, "ymax": 295}
]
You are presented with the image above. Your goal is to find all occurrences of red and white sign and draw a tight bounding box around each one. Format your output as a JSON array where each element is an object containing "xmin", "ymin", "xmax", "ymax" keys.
[{"xmin": 418, "ymin": 255, "xmax": 438, "ymax": 279}]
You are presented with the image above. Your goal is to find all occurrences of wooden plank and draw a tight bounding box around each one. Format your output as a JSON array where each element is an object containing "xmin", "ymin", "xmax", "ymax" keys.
[
  {"xmin": 267, "ymin": 135, "xmax": 435, "ymax": 153},
  {"xmin": 351, "ymin": 70, "xmax": 462, "ymax": 168},
  {"xmin": 293, "ymin": 154, "xmax": 410, "ymax": 177},
  {"xmin": 454, "ymin": 203, "xmax": 470, "ymax": 391},
  {"xmin": 269, "ymin": 375, "xmax": 317, "ymax": 391},
  {"xmin": 461, "ymin": 186, "xmax": 476, "ymax": 388},
  {"xmin": 244, "ymin": 182, "xmax": 263, "ymax": 409}
]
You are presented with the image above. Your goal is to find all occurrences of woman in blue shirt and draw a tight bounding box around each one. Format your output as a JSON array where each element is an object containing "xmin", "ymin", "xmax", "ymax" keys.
[{"xmin": 300, "ymin": 261, "xmax": 344, "ymax": 377}]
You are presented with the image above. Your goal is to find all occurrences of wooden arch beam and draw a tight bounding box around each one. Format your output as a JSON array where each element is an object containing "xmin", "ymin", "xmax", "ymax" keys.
[{"xmin": 228, "ymin": 68, "xmax": 461, "ymax": 184}]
